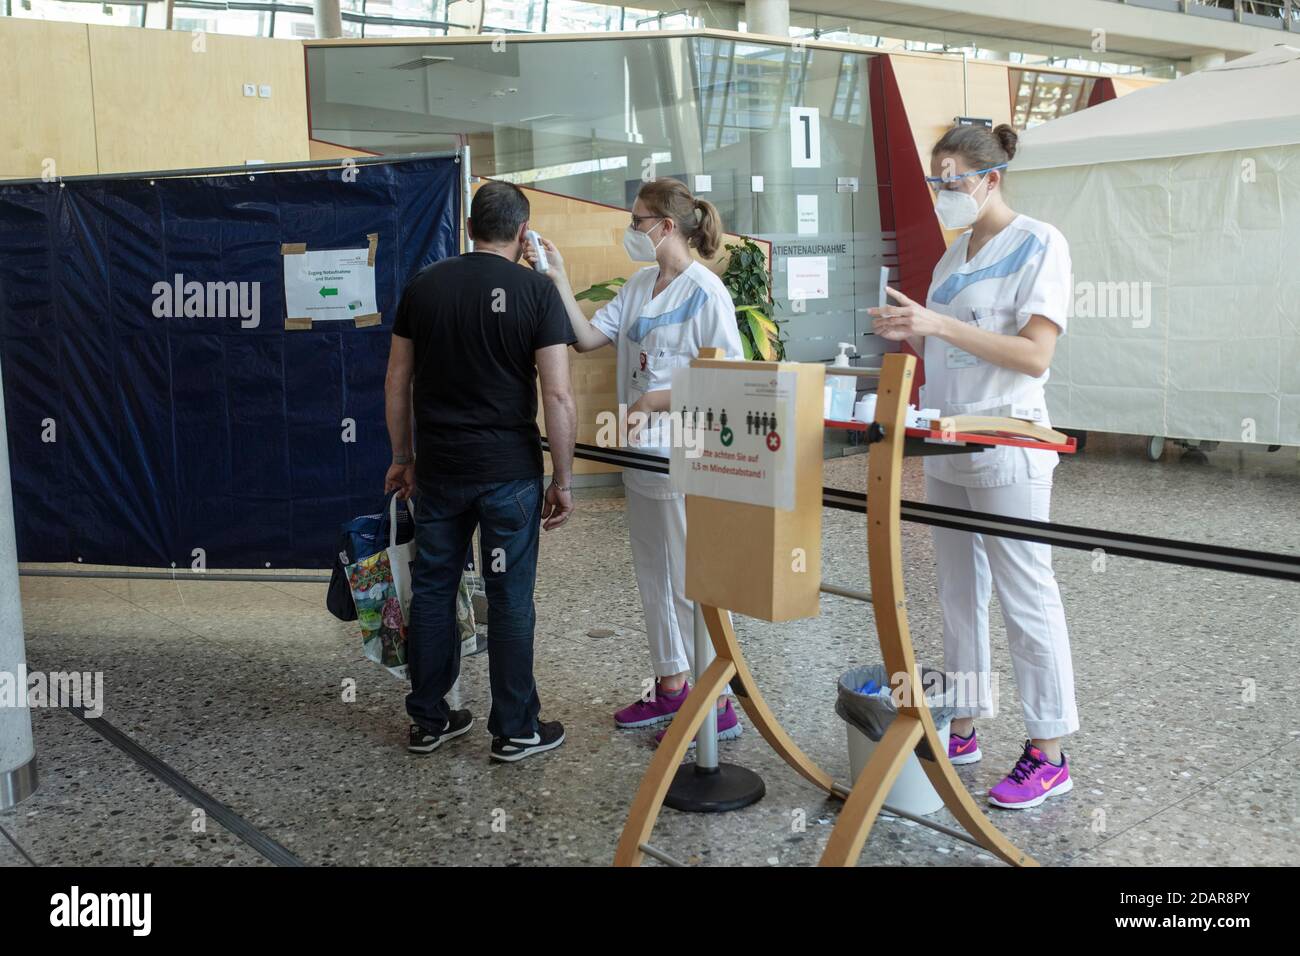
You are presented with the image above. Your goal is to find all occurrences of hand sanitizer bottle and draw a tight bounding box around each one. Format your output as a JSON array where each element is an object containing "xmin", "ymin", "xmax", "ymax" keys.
[{"xmin": 830, "ymin": 342, "xmax": 857, "ymax": 421}]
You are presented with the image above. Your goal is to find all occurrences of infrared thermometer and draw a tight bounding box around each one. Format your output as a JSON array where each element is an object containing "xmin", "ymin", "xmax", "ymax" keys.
[{"xmin": 526, "ymin": 230, "xmax": 549, "ymax": 274}]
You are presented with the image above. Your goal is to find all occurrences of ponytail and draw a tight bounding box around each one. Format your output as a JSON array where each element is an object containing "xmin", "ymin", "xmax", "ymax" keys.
[{"xmin": 691, "ymin": 198, "xmax": 722, "ymax": 259}]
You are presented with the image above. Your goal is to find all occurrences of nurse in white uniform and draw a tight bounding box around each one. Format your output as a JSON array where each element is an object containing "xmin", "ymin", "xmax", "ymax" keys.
[
  {"xmin": 870, "ymin": 123, "xmax": 1079, "ymax": 810},
  {"xmin": 527, "ymin": 178, "xmax": 746, "ymax": 741}
]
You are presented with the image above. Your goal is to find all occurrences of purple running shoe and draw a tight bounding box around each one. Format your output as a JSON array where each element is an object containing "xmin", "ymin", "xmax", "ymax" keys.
[
  {"xmin": 988, "ymin": 740, "xmax": 1073, "ymax": 809},
  {"xmin": 948, "ymin": 728, "xmax": 982, "ymax": 765},
  {"xmin": 614, "ymin": 680, "xmax": 689, "ymax": 728},
  {"xmin": 654, "ymin": 699, "xmax": 742, "ymax": 746}
]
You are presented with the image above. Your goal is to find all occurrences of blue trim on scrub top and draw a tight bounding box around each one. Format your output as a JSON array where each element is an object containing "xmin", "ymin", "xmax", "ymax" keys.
[
  {"xmin": 930, "ymin": 233, "xmax": 1046, "ymax": 305},
  {"xmin": 625, "ymin": 287, "xmax": 710, "ymax": 343}
]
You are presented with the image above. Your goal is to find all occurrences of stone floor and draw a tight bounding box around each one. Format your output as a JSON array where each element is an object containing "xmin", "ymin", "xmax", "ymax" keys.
[{"xmin": 2, "ymin": 433, "xmax": 1297, "ymax": 867}]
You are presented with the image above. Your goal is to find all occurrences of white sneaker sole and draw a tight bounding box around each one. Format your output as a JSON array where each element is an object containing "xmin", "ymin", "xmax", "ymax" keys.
[
  {"xmin": 408, "ymin": 718, "xmax": 474, "ymax": 754},
  {"xmin": 949, "ymin": 747, "xmax": 982, "ymax": 765},
  {"xmin": 988, "ymin": 775, "xmax": 1073, "ymax": 809},
  {"xmin": 615, "ymin": 711, "xmax": 677, "ymax": 729},
  {"xmin": 490, "ymin": 731, "xmax": 567, "ymax": 763},
  {"xmin": 668, "ymin": 722, "xmax": 743, "ymax": 748}
]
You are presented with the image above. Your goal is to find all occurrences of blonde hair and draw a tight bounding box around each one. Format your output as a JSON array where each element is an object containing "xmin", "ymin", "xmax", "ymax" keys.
[{"xmin": 636, "ymin": 177, "xmax": 723, "ymax": 259}]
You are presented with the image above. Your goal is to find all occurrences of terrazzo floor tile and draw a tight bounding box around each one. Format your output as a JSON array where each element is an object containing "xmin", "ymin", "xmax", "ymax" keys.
[
  {"xmin": 1174, "ymin": 737, "xmax": 1299, "ymax": 841},
  {"xmin": 1069, "ymin": 805, "xmax": 1287, "ymax": 867},
  {"xmin": 8, "ymin": 434, "xmax": 1296, "ymax": 866},
  {"xmin": 0, "ymin": 706, "xmax": 270, "ymax": 867},
  {"xmin": 0, "ymin": 830, "xmax": 33, "ymax": 866}
]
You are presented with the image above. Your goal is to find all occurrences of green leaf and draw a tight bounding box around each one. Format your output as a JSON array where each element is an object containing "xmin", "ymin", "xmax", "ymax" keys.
[{"xmin": 745, "ymin": 313, "xmax": 773, "ymax": 361}]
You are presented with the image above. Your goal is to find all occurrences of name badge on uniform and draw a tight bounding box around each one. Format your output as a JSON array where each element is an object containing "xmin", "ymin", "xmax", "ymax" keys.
[
  {"xmin": 1011, "ymin": 403, "xmax": 1044, "ymax": 422},
  {"xmin": 946, "ymin": 347, "xmax": 979, "ymax": 369}
]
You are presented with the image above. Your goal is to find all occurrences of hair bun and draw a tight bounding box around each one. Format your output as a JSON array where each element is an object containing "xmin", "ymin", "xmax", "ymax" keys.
[{"xmin": 993, "ymin": 123, "xmax": 1018, "ymax": 161}]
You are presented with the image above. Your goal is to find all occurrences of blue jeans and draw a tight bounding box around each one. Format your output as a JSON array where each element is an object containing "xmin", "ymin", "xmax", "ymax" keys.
[{"xmin": 405, "ymin": 476, "xmax": 543, "ymax": 739}]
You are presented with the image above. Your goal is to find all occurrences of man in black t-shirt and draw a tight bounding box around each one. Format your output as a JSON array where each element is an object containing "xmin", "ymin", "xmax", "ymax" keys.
[{"xmin": 385, "ymin": 180, "xmax": 576, "ymax": 763}]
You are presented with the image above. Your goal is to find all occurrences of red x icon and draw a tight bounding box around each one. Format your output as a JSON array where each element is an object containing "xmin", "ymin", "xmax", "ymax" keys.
[{"xmin": 766, "ymin": 431, "xmax": 781, "ymax": 452}]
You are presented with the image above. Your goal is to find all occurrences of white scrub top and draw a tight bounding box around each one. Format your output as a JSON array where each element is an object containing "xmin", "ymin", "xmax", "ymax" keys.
[
  {"xmin": 591, "ymin": 261, "xmax": 744, "ymax": 498},
  {"xmin": 922, "ymin": 213, "xmax": 1072, "ymax": 488}
]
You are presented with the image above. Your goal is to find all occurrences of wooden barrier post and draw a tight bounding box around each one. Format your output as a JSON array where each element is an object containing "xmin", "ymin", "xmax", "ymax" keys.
[
  {"xmin": 615, "ymin": 350, "xmax": 830, "ymax": 866},
  {"xmin": 818, "ymin": 352, "xmax": 1035, "ymax": 867}
]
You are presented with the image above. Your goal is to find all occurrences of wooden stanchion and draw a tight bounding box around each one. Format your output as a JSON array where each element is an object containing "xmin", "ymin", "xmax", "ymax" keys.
[{"xmin": 615, "ymin": 351, "xmax": 1044, "ymax": 867}]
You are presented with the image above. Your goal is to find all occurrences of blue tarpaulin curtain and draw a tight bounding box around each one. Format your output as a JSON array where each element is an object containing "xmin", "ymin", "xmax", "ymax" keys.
[{"xmin": 0, "ymin": 156, "xmax": 461, "ymax": 568}]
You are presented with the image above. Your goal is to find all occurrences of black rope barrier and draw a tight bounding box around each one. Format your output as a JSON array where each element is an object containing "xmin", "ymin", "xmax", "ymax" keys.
[{"xmin": 547, "ymin": 439, "xmax": 1300, "ymax": 584}]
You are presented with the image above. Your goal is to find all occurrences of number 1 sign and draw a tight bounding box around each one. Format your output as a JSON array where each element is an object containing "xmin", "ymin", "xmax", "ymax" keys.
[{"xmin": 790, "ymin": 106, "xmax": 821, "ymax": 168}]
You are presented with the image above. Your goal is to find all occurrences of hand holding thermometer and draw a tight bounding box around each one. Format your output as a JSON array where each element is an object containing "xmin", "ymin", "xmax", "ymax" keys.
[
  {"xmin": 866, "ymin": 266, "xmax": 890, "ymax": 342},
  {"xmin": 526, "ymin": 230, "xmax": 549, "ymax": 274}
]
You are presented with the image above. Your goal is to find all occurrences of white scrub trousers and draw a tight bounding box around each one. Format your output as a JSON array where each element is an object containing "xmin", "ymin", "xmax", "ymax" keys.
[
  {"xmin": 926, "ymin": 473, "xmax": 1079, "ymax": 740},
  {"xmin": 625, "ymin": 488, "xmax": 694, "ymax": 678}
]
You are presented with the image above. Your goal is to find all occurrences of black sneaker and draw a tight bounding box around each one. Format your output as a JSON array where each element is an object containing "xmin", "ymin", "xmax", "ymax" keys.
[
  {"xmin": 490, "ymin": 720, "xmax": 566, "ymax": 763},
  {"xmin": 408, "ymin": 710, "xmax": 474, "ymax": 754}
]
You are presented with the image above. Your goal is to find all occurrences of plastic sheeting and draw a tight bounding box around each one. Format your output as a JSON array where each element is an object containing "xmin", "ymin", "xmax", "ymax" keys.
[
  {"xmin": 1014, "ymin": 46, "xmax": 1300, "ymax": 171},
  {"xmin": 1009, "ymin": 46, "xmax": 1300, "ymax": 446},
  {"xmin": 1012, "ymin": 147, "xmax": 1300, "ymax": 447},
  {"xmin": 0, "ymin": 156, "xmax": 461, "ymax": 568}
]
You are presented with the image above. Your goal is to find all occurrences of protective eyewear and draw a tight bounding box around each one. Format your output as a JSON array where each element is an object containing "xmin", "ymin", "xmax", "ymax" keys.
[{"xmin": 924, "ymin": 163, "xmax": 1007, "ymax": 193}]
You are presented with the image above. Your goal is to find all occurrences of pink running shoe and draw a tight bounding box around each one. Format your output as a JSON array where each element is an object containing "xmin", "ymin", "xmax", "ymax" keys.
[
  {"xmin": 614, "ymin": 680, "xmax": 690, "ymax": 728},
  {"xmin": 988, "ymin": 740, "xmax": 1073, "ymax": 810},
  {"xmin": 654, "ymin": 699, "xmax": 742, "ymax": 746},
  {"xmin": 948, "ymin": 728, "xmax": 982, "ymax": 765}
]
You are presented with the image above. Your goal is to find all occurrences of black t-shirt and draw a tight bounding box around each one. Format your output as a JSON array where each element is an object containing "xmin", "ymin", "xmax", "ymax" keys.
[{"xmin": 392, "ymin": 252, "xmax": 575, "ymax": 483}]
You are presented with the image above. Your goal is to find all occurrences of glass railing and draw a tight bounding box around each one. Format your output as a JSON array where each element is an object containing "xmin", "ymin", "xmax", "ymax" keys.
[
  {"xmin": 1122, "ymin": 0, "xmax": 1295, "ymax": 29},
  {"xmin": 306, "ymin": 33, "xmax": 891, "ymax": 364}
]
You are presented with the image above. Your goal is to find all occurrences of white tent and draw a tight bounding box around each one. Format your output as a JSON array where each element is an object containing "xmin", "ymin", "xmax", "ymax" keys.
[{"xmin": 1010, "ymin": 45, "xmax": 1300, "ymax": 449}]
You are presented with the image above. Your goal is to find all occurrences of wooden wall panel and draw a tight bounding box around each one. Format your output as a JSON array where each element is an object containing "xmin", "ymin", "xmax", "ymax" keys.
[
  {"xmin": 308, "ymin": 139, "xmax": 378, "ymax": 160},
  {"xmin": 87, "ymin": 26, "xmax": 309, "ymax": 174},
  {"xmin": 0, "ymin": 19, "xmax": 98, "ymax": 180}
]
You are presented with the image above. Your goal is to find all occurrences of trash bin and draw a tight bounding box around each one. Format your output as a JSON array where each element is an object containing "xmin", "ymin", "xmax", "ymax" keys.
[{"xmin": 836, "ymin": 664, "xmax": 956, "ymax": 816}]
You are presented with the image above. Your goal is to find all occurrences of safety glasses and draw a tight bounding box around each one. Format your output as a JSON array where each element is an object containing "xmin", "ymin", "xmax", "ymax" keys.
[{"xmin": 924, "ymin": 163, "xmax": 1007, "ymax": 193}]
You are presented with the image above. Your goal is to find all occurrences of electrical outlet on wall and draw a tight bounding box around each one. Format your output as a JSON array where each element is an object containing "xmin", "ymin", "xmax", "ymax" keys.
[
  {"xmin": 242, "ymin": 83, "xmax": 256, "ymax": 97},
  {"xmin": 259, "ymin": 84, "xmax": 272, "ymax": 98}
]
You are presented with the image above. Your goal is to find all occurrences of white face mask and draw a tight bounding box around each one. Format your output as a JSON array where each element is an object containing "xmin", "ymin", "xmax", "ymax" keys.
[
  {"xmin": 934, "ymin": 174, "xmax": 991, "ymax": 230},
  {"xmin": 623, "ymin": 219, "xmax": 666, "ymax": 261}
]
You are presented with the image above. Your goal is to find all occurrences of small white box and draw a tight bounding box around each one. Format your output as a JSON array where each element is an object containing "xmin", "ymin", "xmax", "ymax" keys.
[
  {"xmin": 259, "ymin": 84, "xmax": 272, "ymax": 98},
  {"xmin": 242, "ymin": 83, "xmax": 256, "ymax": 97}
]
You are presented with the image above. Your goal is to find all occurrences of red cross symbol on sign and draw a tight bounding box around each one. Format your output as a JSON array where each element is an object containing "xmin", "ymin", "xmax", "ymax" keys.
[{"xmin": 766, "ymin": 431, "xmax": 781, "ymax": 452}]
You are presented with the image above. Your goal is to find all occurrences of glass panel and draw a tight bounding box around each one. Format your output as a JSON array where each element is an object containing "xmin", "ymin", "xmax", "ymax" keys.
[
  {"xmin": 365, "ymin": 0, "xmax": 437, "ymax": 20},
  {"xmin": 1010, "ymin": 68, "xmax": 1103, "ymax": 130},
  {"xmin": 480, "ymin": 0, "xmax": 545, "ymax": 32},
  {"xmin": 306, "ymin": 34, "xmax": 884, "ymax": 362},
  {"xmin": 12, "ymin": 0, "xmax": 147, "ymax": 27},
  {"xmin": 545, "ymin": 0, "xmax": 623, "ymax": 33},
  {"xmin": 363, "ymin": 21, "xmax": 442, "ymax": 37},
  {"xmin": 624, "ymin": 6, "xmax": 698, "ymax": 30},
  {"xmin": 172, "ymin": 6, "xmax": 271, "ymax": 37},
  {"xmin": 274, "ymin": 12, "xmax": 320, "ymax": 39}
]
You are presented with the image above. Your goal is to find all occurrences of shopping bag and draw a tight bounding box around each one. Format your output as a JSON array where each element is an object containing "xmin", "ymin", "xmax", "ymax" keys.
[
  {"xmin": 326, "ymin": 496, "xmax": 416, "ymax": 622},
  {"xmin": 344, "ymin": 493, "xmax": 416, "ymax": 679}
]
